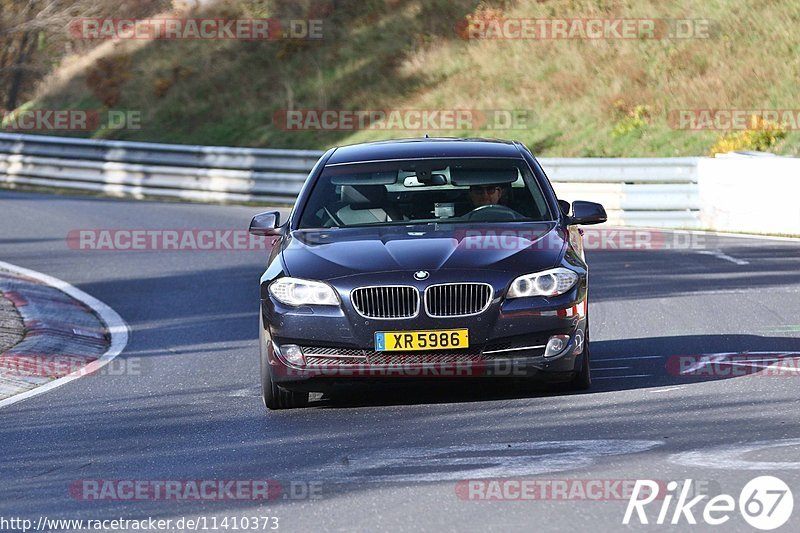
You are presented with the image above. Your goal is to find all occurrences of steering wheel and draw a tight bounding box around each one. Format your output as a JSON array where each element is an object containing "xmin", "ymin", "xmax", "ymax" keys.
[{"xmin": 465, "ymin": 204, "xmax": 524, "ymax": 221}]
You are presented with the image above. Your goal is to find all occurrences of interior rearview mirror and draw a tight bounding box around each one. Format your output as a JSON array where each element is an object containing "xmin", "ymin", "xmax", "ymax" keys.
[{"xmin": 403, "ymin": 173, "xmax": 447, "ymax": 187}]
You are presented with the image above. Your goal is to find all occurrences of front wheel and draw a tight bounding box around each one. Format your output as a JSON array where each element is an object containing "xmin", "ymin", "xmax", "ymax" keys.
[
  {"xmin": 565, "ymin": 319, "xmax": 591, "ymax": 391},
  {"xmin": 260, "ymin": 317, "xmax": 309, "ymax": 410},
  {"xmin": 262, "ymin": 365, "xmax": 309, "ymax": 410}
]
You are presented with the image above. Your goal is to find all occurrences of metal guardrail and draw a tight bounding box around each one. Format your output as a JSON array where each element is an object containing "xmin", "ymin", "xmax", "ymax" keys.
[
  {"xmin": 0, "ymin": 132, "xmax": 702, "ymax": 227},
  {"xmin": 543, "ymin": 157, "xmax": 700, "ymax": 227},
  {"xmin": 0, "ymin": 132, "xmax": 321, "ymax": 203}
]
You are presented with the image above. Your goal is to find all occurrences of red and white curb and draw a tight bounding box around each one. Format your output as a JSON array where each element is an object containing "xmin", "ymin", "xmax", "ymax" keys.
[{"xmin": 0, "ymin": 260, "xmax": 129, "ymax": 409}]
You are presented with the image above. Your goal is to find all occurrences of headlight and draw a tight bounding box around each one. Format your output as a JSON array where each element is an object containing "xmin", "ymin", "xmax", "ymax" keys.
[
  {"xmin": 269, "ymin": 277, "xmax": 339, "ymax": 306},
  {"xmin": 507, "ymin": 267, "xmax": 578, "ymax": 298}
]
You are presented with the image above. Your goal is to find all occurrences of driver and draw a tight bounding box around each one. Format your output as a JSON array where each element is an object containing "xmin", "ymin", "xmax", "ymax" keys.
[{"xmin": 468, "ymin": 184, "xmax": 507, "ymax": 208}]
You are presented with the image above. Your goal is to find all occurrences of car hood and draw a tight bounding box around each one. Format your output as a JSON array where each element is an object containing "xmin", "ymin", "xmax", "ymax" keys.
[{"xmin": 281, "ymin": 222, "xmax": 566, "ymax": 280}]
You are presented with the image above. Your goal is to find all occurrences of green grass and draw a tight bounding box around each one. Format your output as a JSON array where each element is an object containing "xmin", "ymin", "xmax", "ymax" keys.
[{"xmin": 30, "ymin": 0, "xmax": 800, "ymax": 156}]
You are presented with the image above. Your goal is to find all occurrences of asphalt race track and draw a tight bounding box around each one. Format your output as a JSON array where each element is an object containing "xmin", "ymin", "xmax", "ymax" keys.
[{"xmin": 1, "ymin": 190, "xmax": 799, "ymax": 532}]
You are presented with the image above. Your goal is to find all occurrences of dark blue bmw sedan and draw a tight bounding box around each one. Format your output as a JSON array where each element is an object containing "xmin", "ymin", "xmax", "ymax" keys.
[{"xmin": 250, "ymin": 138, "xmax": 606, "ymax": 409}]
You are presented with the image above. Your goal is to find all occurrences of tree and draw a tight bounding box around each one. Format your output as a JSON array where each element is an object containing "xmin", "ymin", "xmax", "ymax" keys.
[{"xmin": 0, "ymin": 0, "xmax": 167, "ymax": 111}]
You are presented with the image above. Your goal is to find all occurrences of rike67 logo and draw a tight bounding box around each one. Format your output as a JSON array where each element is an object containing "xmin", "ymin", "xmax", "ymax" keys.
[{"xmin": 623, "ymin": 476, "xmax": 793, "ymax": 530}]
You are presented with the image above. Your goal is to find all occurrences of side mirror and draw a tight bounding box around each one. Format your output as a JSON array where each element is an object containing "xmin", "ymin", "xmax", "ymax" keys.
[
  {"xmin": 249, "ymin": 211, "xmax": 283, "ymax": 236},
  {"xmin": 558, "ymin": 199, "xmax": 571, "ymax": 216},
  {"xmin": 567, "ymin": 201, "xmax": 607, "ymax": 225}
]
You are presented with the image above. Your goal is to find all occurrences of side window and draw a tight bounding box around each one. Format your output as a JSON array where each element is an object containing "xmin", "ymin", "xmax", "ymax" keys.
[{"xmin": 531, "ymin": 185, "xmax": 549, "ymax": 219}]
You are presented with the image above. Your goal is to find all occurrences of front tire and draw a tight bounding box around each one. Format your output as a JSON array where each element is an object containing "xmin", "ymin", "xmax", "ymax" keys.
[
  {"xmin": 260, "ymin": 316, "xmax": 309, "ymax": 410},
  {"xmin": 262, "ymin": 365, "xmax": 309, "ymax": 410},
  {"xmin": 565, "ymin": 319, "xmax": 591, "ymax": 391}
]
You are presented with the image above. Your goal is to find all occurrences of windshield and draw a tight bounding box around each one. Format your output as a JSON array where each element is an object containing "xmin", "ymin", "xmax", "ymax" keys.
[{"xmin": 297, "ymin": 158, "xmax": 553, "ymax": 228}]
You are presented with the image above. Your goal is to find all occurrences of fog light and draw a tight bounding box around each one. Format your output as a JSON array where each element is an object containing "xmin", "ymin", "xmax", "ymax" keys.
[
  {"xmin": 544, "ymin": 335, "xmax": 570, "ymax": 358},
  {"xmin": 279, "ymin": 344, "xmax": 306, "ymax": 367}
]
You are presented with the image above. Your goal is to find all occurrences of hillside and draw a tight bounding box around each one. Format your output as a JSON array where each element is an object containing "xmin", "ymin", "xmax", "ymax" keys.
[{"xmin": 26, "ymin": 0, "xmax": 800, "ymax": 156}]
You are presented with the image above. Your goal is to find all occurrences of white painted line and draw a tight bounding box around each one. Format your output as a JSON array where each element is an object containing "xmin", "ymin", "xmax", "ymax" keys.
[
  {"xmin": 0, "ymin": 261, "xmax": 129, "ymax": 409},
  {"xmin": 685, "ymin": 230, "xmax": 800, "ymax": 243},
  {"xmin": 726, "ymin": 351, "xmax": 800, "ymax": 355},
  {"xmin": 649, "ymin": 386, "xmax": 686, "ymax": 393},
  {"xmin": 679, "ymin": 352, "xmax": 800, "ymax": 376},
  {"xmin": 708, "ymin": 359, "xmax": 800, "ymax": 375},
  {"xmin": 593, "ymin": 374, "xmax": 651, "ymax": 380},
  {"xmin": 730, "ymin": 351, "xmax": 800, "ymax": 355},
  {"xmin": 671, "ymin": 438, "xmax": 800, "ymax": 470},
  {"xmin": 680, "ymin": 353, "xmax": 728, "ymax": 374},
  {"xmin": 593, "ymin": 356, "xmax": 663, "ymax": 362},
  {"xmin": 614, "ymin": 226, "xmax": 800, "ymax": 243},
  {"xmin": 696, "ymin": 250, "xmax": 750, "ymax": 265}
]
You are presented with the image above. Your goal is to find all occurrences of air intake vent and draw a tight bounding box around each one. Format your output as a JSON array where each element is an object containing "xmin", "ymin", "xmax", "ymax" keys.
[
  {"xmin": 424, "ymin": 283, "xmax": 492, "ymax": 317},
  {"xmin": 351, "ymin": 286, "xmax": 419, "ymax": 319}
]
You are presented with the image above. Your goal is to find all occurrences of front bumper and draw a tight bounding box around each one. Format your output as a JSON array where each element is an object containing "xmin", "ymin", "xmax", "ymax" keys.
[{"xmin": 262, "ymin": 295, "xmax": 588, "ymax": 389}]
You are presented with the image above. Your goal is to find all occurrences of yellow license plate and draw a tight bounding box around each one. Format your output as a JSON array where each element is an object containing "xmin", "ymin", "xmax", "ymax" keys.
[{"xmin": 374, "ymin": 329, "xmax": 469, "ymax": 352}]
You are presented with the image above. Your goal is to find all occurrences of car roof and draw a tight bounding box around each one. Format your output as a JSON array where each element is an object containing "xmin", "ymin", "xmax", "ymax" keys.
[{"xmin": 325, "ymin": 137, "xmax": 524, "ymax": 165}]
